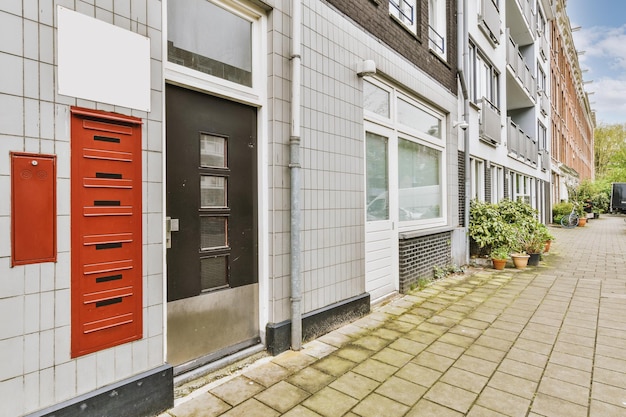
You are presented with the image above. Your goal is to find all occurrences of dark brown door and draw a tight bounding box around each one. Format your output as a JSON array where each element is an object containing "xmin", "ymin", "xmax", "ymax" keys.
[{"xmin": 166, "ymin": 84, "xmax": 259, "ymax": 370}]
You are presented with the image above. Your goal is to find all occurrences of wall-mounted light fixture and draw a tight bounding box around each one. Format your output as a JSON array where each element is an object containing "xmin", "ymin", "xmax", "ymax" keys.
[{"xmin": 357, "ymin": 60, "xmax": 376, "ymax": 77}]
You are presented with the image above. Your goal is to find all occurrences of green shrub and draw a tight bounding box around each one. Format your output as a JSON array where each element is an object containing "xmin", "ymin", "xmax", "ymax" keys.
[
  {"xmin": 552, "ymin": 202, "xmax": 572, "ymax": 224},
  {"xmin": 469, "ymin": 199, "xmax": 544, "ymax": 256}
]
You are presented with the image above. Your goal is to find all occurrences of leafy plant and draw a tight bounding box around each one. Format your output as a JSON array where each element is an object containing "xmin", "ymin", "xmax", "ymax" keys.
[
  {"xmin": 490, "ymin": 246, "xmax": 510, "ymax": 260},
  {"xmin": 433, "ymin": 264, "xmax": 465, "ymax": 280},
  {"xmin": 469, "ymin": 199, "xmax": 542, "ymax": 256},
  {"xmin": 552, "ymin": 201, "xmax": 572, "ymax": 224},
  {"xmin": 469, "ymin": 200, "xmax": 517, "ymax": 254}
]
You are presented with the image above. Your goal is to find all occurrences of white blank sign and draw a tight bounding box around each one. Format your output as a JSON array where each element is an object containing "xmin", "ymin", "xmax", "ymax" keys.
[{"xmin": 57, "ymin": 6, "xmax": 151, "ymax": 112}]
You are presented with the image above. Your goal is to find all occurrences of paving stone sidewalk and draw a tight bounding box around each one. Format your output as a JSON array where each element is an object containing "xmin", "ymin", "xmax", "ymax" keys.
[{"xmin": 161, "ymin": 215, "xmax": 626, "ymax": 417}]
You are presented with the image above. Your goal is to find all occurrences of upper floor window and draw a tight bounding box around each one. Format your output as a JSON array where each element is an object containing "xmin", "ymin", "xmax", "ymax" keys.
[
  {"xmin": 537, "ymin": 65, "xmax": 546, "ymax": 92},
  {"xmin": 537, "ymin": 9, "xmax": 546, "ymax": 36},
  {"xmin": 168, "ymin": 0, "xmax": 254, "ymax": 87},
  {"xmin": 429, "ymin": 0, "xmax": 447, "ymax": 58},
  {"xmin": 390, "ymin": 0, "xmax": 418, "ymax": 34},
  {"xmin": 538, "ymin": 122, "xmax": 547, "ymax": 151},
  {"xmin": 469, "ymin": 42, "xmax": 500, "ymax": 106}
]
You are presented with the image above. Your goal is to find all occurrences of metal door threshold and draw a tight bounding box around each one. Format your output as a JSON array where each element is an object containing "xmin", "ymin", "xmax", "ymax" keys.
[{"xmin": 173, "ymin": 342, "xmax": 266, "ymax": 387}]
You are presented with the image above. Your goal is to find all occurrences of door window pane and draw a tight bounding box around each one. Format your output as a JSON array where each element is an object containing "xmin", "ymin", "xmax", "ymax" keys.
[
  {"xmin": 398, "ymin": 139, "xmax": 442, "ymax": 220},
  {"xmin": 398, "ymin": 98, "xmax": 442, "ymax": 139},
  {"xmin": 200, "ymin": 134, "xmax": 227, "ymax": 168},
  {"xmin": 168, "ymin": 0, "xmax": 252, "ymax": 86},
  {"xmin": 201, "ymin": 176, "xmax": 226, "ymax": 207},
  {"xmin": 200, "ymin": 256, "xmax": 228, "ymax": 291},
  {"xmin": 366, "ymin": 132, "xmax": 389, "ymax": 221},
  {"xmin": 201, "ymin": 217, "xmax": 227, "ymax": 249}
]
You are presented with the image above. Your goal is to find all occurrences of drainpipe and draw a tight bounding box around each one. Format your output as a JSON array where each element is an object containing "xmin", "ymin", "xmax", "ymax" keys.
[
  {"xmin": 457, "ymin": 0, "xmax": 470, "ymax": 263},
  {"xmin": 289, "ymin": 0, "xmax": 302, "ymax": 351}
]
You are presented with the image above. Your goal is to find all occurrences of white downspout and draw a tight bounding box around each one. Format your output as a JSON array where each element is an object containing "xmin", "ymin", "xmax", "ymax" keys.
[
  {"xmin": 457, "ymin": 0, "xmax": 470, "ymax": 263},
  {"xmin": 289, "ymin": 0, "xmax": 302, "ymax": 351}
]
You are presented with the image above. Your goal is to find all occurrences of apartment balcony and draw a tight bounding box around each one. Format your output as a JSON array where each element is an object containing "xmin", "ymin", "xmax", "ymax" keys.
[
  {"xmin": 506, "ymin": 31, "xmax": 536, "ymax": 110},
  {"xmin": 479, "ymin": 0, "xmax": 501, "ymax": 45},
  {"xmin": 479, "ymin": 98, "xmax": 502, "ymax": 145},
  {"xmin": 506, "ymin": 0, "xmax": 535, "ymax": 45},
  {"xmin": 507, "ymin": 118, "xmax": 538, "ymax": 166}
]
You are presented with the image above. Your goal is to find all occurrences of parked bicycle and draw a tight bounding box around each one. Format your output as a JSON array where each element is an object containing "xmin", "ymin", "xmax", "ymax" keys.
[{"xmin": 560, "ymin": 203, "xmax": 579, "ymax": 228}]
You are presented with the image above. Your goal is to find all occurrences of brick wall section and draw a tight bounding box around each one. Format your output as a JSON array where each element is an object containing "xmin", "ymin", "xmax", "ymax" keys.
[
  {"xmin": 324, "ymin": 0, "xmax": 457, "ymax": 94},
  {"xmin": 458, "ymin": 150, "xmax": 465, "ymax": 227},
  {"xmin": 398, "ymin": 231, "xmax": 452, "ymax": 293}
]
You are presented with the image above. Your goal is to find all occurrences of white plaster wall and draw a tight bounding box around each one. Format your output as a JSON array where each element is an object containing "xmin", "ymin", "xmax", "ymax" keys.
[{"xmin": 0, "ymin": 2, "xmax": 165, "ymax": 416}]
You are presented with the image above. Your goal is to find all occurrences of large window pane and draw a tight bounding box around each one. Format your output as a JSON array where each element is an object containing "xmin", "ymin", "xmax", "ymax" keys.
[
  {"xmin": 398, "ymin": 139, "xmax": 442, "ymax": 220},
  {"xmin": 168, "ymin": 0, "xmax": 252, "ymax": 86},
  {"xmin": 364, "ymin": 81, "xmax": 390, "ymax": 118},
  {"xmin": 366, "ymin": 132, "xmax": 389, "ymax": 221},
  {"xmin": 397, "ymin": 98, "xmax": 442, "ymax": 139}
]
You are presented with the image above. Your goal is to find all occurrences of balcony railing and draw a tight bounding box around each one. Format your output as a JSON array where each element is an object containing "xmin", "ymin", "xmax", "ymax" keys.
[
  {"xmin": 507, "ymin": 31, "xmax": 536, "ymax": 97},
  {"xmin": 479, "ymin": 0, "xmax": 501, "ymax": 44},
  {"xmin": 507, "ymin": 118, "xmax": 538, "ymax": 165},
  {"xmin": 429, "ymin": 25, "xmax": 445, "ymax": 55},
  {"xmin": 516, "ymin": 0, "xmax": 534, "ymax": 30},
  {"xmin": 480, "ymin": 98, "xmax": 502, "ymax": 144}
]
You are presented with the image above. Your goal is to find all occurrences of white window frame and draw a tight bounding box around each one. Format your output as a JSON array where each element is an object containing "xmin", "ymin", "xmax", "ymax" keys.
[
  {"xmin": 510, "ymin": 172, "xmax": 535, "ymax": 208},
  {"xmin": 364, "ymin": 78, "xmax": 447, "ymax": 230},
  {"xmin": 428, "ymin": 0, "xmax": 447, "ymax": 58},
  {"xmin": 470, "ymin": 158, "xmax": 485, "ymax": 201},
  {"xmin": 389, "ymin": 0, "xmax": 418, "ymax": 35},
  {"xmin": 537, "ymin": 121, "xmax": 547, "ymax": 151},
  {"xmin": 470, "ymin": 42, "xmax": 500, "ymax": 107},
  {"xmin": 164, "ymin": 0, "xmax": 266, "ymax": 107},
  {"xmin": 490, "ymin": 164, "xmax": 504, "ymax": 203}
]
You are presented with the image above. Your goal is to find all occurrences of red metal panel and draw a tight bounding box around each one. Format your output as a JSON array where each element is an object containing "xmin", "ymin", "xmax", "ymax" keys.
[
  {"xmin": 11, "ymin": 152, "xmax": 57, "ymax": 266},
  {"xmin": 70, "ymin": 107, "xmax": 143, "ymax": 358}
]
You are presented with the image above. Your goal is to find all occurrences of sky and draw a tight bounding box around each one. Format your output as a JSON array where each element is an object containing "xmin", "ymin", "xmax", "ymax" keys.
[{"xmin": 566, "ymin": 0, "xmax": 626, "ymax": 125}]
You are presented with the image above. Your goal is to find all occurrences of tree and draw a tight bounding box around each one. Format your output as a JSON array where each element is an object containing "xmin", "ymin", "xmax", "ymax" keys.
[{"xmin": 594, "ymin": 123, "xmax": 626, "ymax": 181}]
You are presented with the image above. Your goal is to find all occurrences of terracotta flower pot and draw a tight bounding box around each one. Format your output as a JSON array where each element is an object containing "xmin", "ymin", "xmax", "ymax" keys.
[
  {"xmin": 511, "ymin": 253, "xmax": 530, "ymax": 269},
  {"xmin": 491, "ymin": 258, "xmax": 507, "ymax": 270},
  {"xmin": 578, "ymin": 217, "xmax": 587, "ymax": 227},
  {"xmin": 544, "ymin": 240, "xmax": 552, "ymax": 253}
]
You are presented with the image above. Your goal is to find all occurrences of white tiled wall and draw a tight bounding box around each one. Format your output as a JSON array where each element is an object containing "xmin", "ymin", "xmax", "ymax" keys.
[
  {"xmin": 0, "ymin": 2, "xmax": 164, "ymax": 416},
  {"xmin": 267, "ymin": 0, "xmax": 458, "ymax": 322}
]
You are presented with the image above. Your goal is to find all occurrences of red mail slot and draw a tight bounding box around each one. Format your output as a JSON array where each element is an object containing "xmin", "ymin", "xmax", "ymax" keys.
[
  {"xmin": 11, "ymin": 152, "xmax": 57, "ymax": 266},
  {"xmin": 70, "ymin": 107, "xmax": 143, "ymax": 358}
]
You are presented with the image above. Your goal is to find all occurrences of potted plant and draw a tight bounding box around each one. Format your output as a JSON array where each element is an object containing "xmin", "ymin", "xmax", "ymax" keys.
[
  {"xmin": 490, "ymin": 246, "xmax": 510, "ymax": 270},
  {"xmin": 536, "ymin": 223, "xmax": 555, "ymax": 253},
  {"xmin": 523, "ymin": 230, "xmax": 545, "ymax": 266}
]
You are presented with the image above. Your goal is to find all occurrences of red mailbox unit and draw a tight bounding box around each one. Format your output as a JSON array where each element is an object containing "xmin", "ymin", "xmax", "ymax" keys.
[
  {"xmin": 70, "ymin": 107, "xmax": 143, "ymax": 357},
  {"xmin": 11, "ymin": 152, "xmax": 57, "ymax": 266}
]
